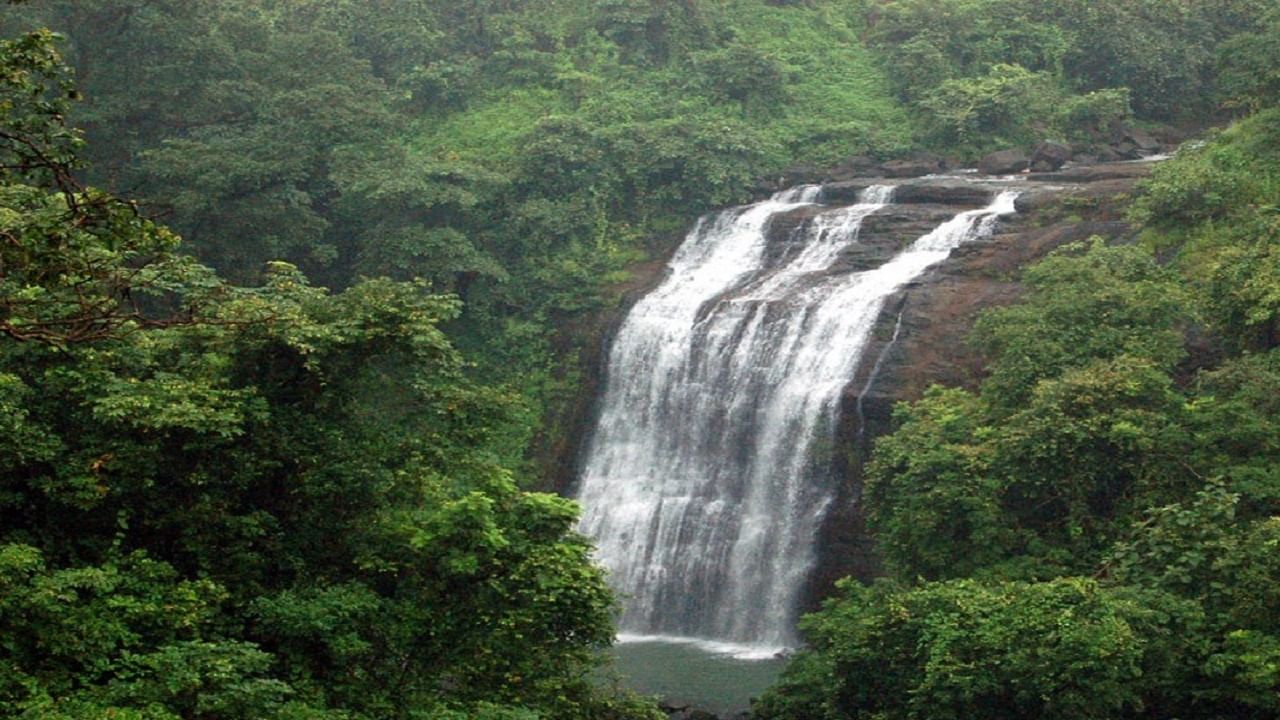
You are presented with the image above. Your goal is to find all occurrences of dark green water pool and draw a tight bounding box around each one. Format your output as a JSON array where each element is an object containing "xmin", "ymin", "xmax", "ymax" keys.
[{"xmin": 602, "ymin": 638, "xmax": 788, "ymax": 716}]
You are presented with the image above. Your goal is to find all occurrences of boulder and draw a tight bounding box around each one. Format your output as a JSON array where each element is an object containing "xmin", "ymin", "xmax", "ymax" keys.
[
  {"xmin": 818, "ymin": 180, "xmax": 877, "ymax": 205},
  {"xmin": 879, "ymin": 154, "xmax": 946, "ymax": 178},
  {"xmin": 826, "ymin": 154, "xmax": 879, "ymax": 181},
  {"xmin": 1111, "ymin": 141, "xmax": 1143, "ymax": 160},
  {"xmin": 1013, "ymin": 189, "xmax": 1060, "ymax": 214},
  {"xmin": 1097, "ymin": 147, "xmax": 1124, "ymax": 163},
  {"xmin": 978, "ymin": 149, "xmax": 1029, "ymax": 175},
  {"xmin": 892, "ymin": 181, "xmax": 992, "ymax": 206},
  {"xmin": 1123, "ymin": 127, "xmax": 1161, "ymax": 153},
  {"xmin": 1030, "ymin": 141, "xmax": 1072, "ymax": 172}
]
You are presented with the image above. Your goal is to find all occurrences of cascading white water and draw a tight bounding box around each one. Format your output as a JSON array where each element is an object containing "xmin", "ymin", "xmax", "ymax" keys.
[{"xmin": 577, "ymin": 187, "xmax": 1018, "ymax": 656}]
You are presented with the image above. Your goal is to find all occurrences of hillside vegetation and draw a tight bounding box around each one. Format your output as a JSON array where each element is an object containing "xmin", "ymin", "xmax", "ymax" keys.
[{"xmin": 3, "ymin": 0, "xmax": 1273, "ymax": 466}]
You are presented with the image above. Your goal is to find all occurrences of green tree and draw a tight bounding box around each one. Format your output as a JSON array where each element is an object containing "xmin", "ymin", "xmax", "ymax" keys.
[
  {"xmin": 0, "ymin": 28, "xmax": 647, "ymax": 720},
  {"xmin": 864, "ymin": 387, "xmax": 1013, "ymax": 581},
  {"xmin": 972, "ymin": 239, "xmax": 1188, "ymax": 410},
  {"xmin": 1216, "ymin": 20, "xmax": 1280, "ymax": 114},
  {"xmin": 756, "ymin": 577, "xmax": 1198, "ymax": 720}
]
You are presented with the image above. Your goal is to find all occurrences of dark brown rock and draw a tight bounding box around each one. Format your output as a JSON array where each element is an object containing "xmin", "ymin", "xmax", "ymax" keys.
[
  {"xmin": 1026, "ymin": 162, "xmax": 1155, "ymax": 183},
  {"xmin": 978, "ymin": 149, "xmax": 1030, "ymax": 175},
  {"xmin": 766, "ymin": 203, "xmax": 960, "ymax": 274},
  {"xmin": 880, "ymin": 158, "xmax": 943, "ymax": 178},
  {"xmin": 1124, "ymin": 127, "xmax": 1161, "ymax": 152},
  {"xmin": 818, "ymin": 179, "xmax": 878, "ymax": 205},
  {"xmin": 892, "ymin": 181, "xmax": 993, "ymax": 206},
  {"xmin": 1097, "ymin": 146, "xmax": 1125, "ymax": 162},
  {"xmin": 835, "ymin": 205, "xmax": 962, "ymax": 271},
  {"xmin": 764, "ymin": 204, "xmax": 829, "ymax": 242},
  {"xmin": 1113, "ymin": 141, "xmax": 1143, "ymax": 160},
  {"xmin": 1031, "ymin": 141, "xmax": 1073, "ymax": 172},
  {"xmin": 806, "ymin": 167, "xmax": 1151, "ymax": 607}
]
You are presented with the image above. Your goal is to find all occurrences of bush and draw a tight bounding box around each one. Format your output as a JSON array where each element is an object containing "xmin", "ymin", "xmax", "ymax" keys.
[
  {"xmin": 756, "ymin": 578, "xmax": 1198, "ymax": 720},
  {"xmin": 917, "ymin": 63, "xmax": 1063, "ymax": 150}
]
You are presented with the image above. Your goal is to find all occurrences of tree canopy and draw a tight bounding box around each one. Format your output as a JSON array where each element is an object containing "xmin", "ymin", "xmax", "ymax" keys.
[{"xmin": 0, "ymin": 26, "xmax": 656, "ymax": 720}]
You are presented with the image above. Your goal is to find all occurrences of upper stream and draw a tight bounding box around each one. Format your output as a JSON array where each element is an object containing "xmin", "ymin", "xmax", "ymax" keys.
[{"xmin": 577, "ymin": 184, "xmax": 1018, "ymax": 655}]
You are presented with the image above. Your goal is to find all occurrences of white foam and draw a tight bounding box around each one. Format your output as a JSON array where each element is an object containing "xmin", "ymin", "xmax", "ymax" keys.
[{"xmin": 615, "ymin": 633, "xmax": 789, "ymax": 661}]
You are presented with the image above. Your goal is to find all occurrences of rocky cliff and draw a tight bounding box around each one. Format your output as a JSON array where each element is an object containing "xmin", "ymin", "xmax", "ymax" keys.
[
  {"xmin": 553, "ymin": 155, "xmax": 1161, "ymax": 619},
  {"xmin": 807, "ymin": 160, "xmax": 1157, "ymax": 608}
]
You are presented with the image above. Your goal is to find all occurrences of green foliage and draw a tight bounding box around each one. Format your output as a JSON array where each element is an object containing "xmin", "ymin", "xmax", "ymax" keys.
[
  {"xmin": 1056, "ymin": 87, "xmax": 1133, "ymax": 137},
  {"xmin": 1216, "ymin": 20, "xmax": 1280, "ymax": 114},
  {"xmin": 757, "ymin": 577, "xmax": 1198, "ymax": 720},
  {"xmin": 973, "ymin": 239, "xmax": 1188, "ymax": 408},
  {"xmin": 592, "ymin": 0, "xmax": 721, "ymax": 65},
  {"xmin": 1135, "ymin": 109, "xmax": 1280, "ymax": 350},
  {"xmin": 917, "ymin": 63, "xmax": 1063, "ymax": 149},
  {"xmin": 689, "ymin": 43, "xmax": 789, "ymax": 113},
  {"xmin": 1044, "ymin": 0, "xmax": 1213, "ymax": 119},
  {"xmin": 1189, "ymin": 350, "xmax": 1280, "ymax": 510},
  {"xmin": 0, "ymin": 31, "xmax": 645, "ymax": 720},
  {"xmin": 856, "ymin": 0, "xmax": 1269, "ymax": 154},
  {"xmin": 864, "ymin": 387, "xmax": 1012, "ymax": 581},
  {"xmin": 0, "ymin": 544, "xmax": 308, "ymax": 719},
  {"xmin": 0, "ymin": 27, "xmax": 83, "ymax": 184},
  {"xmin": 867, "ymin": 355, "xmax": 1196, "ymax": 581}
]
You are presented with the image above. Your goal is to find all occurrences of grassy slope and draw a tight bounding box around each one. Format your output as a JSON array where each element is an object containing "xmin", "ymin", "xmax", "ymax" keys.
[{"xmin": 414, "ymin": 0, "xmax": 910, "ymax": 188}]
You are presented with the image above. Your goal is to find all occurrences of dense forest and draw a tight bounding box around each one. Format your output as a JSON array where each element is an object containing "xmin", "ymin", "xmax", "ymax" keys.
[{"xmin": 1, "ymin": 0, "xmax": 1278, "ymax": 718}]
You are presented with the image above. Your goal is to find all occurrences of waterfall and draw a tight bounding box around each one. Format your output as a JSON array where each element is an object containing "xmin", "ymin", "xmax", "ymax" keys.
[
  {"xmin": 855, "ymin": 301, "xmax": 907, "ymax": 451},
  {"xmin": 577, "ymin": 187, "xmax": 1018, "ymax": 655}
]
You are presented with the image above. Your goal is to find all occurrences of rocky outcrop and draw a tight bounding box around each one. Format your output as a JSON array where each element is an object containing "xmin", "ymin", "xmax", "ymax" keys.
[
  {"xmin": 804, "ymin": 160, "xmax": 1154, "ymax": 604},
  {"xmin": 821, "ymin": 178, "xmax": 993, "ymax": 206},
  {"xmin": 978, "ymin": 149, "xmax": 1030, "ymax": 174},
  {"xmin": 660, "ymin": 702, "xmax": 731, "ymax": 720},
  {"xmin": 1030, "ymin": 141, "xmax": 1073, "ymax": 172},
  {"xmin": 1025, "ymin": 160, "xmax": 1158, "ymax": 183},
  {"xmin": 880, "ymin": 157, "xmax": 945, "ymax": 178}
]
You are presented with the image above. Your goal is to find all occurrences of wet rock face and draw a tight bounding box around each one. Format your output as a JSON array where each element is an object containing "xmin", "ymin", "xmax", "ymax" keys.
[
  {"xmin": 802, "ymin": 160, "xmax": 1155, "ymax": 604},
  {"xmin": 821, "ymin": 178, "xmax": 994, "ymax": 206}
]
